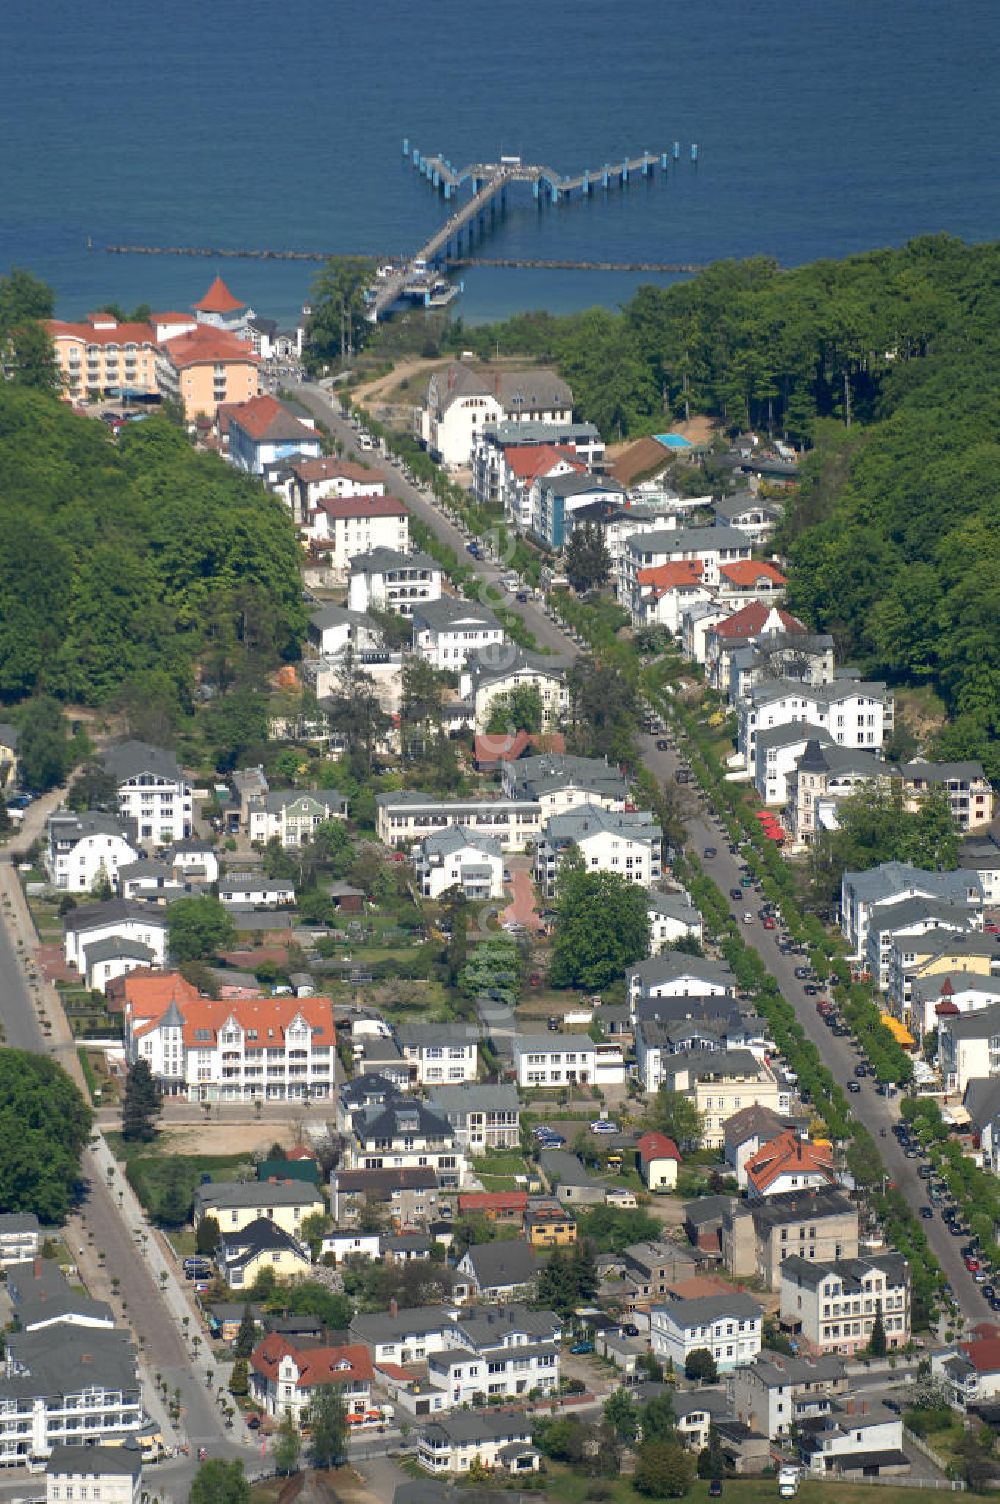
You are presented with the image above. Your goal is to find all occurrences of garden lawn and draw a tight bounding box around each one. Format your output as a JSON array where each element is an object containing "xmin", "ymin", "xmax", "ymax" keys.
[
  {"xmin": 548, "ymin": 1474, "xmax": 946, "ymax": 1504},
  {"xmin": 472, "ymin": 1150, "xmax": 530, "ymax": 1188}
]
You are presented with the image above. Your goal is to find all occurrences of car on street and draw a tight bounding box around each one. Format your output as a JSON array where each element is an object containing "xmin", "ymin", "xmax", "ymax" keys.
[
  {"xmin": 703, "ymin": 847, "xmax": 717, "ymax": 858},
  {"xmin": 919, "ymin": 1206, "xmax": 933, "ymax": 1219},
  {"xmin": 793, "ymin": 966, "xmax": 812, "ymax": 980},
  {"xmin": 763, "ymin": 917, "xmax": 776, "ymax": 930},
  {"xmin": 846, "ymin": 1080, "xmax": 861, "ymax": 1093},
  {"xmin": 803, "ymin": 984, "xmax": 818, "ymax": 995},
  {"xmin": 966, "ymin": 1258, "xmax": 981, "ymax": 1272},
  {"xmin": 730, "ymin": 887, "xmax": 744, "ymax": 901},
  {"xmin": 854, "ymin": 1065, "xmax": 867, "ymax": 1077},
  {"xmin": 656, "ymin": 739, "xmax": 670, "ymax": 751},
  {"xmin": 538, "ymin": 1133, "xmax": 566, "ymax": 1147},
  {"xmin": 742, "ymin": 912, "xmax": 753, "ymax": 924}
]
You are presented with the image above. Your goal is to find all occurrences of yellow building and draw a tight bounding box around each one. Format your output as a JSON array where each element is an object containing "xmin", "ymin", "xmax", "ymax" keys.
[
  {"xmin": 158, "ymin": 323, "xmax": 260, "ymax": 419},
  {"xmin": 218, "ymin": 1217, "xmax": 311, "ymax": 1289},
  {"xmin": 46, "ymin": 312, "xmax": 160, "ymax": 401},
  {"xmin": 192, "ymin": 1179, "xmax": 324, "ymax": 1239},
  {"xmin": 525, "ymin": 1198, "xmax": 577, "ymax": 1247}
]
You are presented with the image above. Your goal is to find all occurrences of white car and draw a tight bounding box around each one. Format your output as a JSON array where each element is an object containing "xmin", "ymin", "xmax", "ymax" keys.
[{"xmin": 590, "ymin": 1120, "xmax": 619, "ymax": 1134}]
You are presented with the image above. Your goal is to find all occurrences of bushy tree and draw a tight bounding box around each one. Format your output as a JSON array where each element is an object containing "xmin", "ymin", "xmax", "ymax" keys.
[
  {"xmin": 273, "ymin": 1408, "xmax": 301, "ymax": 1475},
  {"xmin": 684, "ymin": 1348, "xmax": 718, "ymax": 1384},
  {"xmin": 868, "ymin": 1304, "xmax": 888, "ymax": 1358},
  {"xmin": 550, "ymin": 862, "xmax": 651, "ymax": 990},
  {"xmin": 604, "ymin": 1387, "xmax": 640, "ymax": 1443},
  {"xmin": 650, "ymin": 1089, "xmax": 704, "ymax": 1153},
  {"xmin": 16, "ymin": 697, "xmax": 71, "ymax": 792},
  {"xmin": 633, "ymin": 1438, "xmax": 695, "ymax": 1499},
  {"xmin": 196, "ymin": 1215, "xmax": 221, "ymax": 1256},
  {"xmin": 485, "ymin": 683, "xmax": 544, "ymax": 735},
  {"xmin": 234, "ymin": 1304, "xmax": 258, "ymax": 1360},
  {"xmin": 565, "ymin": 523, "xmax": 612, "ymax": 592},
  {"xmin": 189, "ymin": 1459, "xmax": 250, "ymax": 1504},
  {"xmin": 167, "ymin": 896, "xmax": 236, "ymax": 963},
  {"xmin": 0, "ymin": 1053, "xmax": 91, "ymax": 1222}
]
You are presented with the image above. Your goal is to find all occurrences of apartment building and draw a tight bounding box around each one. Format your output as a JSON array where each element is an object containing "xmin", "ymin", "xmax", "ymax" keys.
[
  {"xmin": 0, "ymin": 1328, "xmax": 142, "ymax": 1466},
  {"xmin": 501, "ymin": 752, "xmax": 627, "ymax": 817},
  {"xmin": 345, "ymin": 1098, "xmax": 469, "ymax": 1188},
  {"xmin": 724, "ymin": 1191, "xmax": 859, "ymax": 1290},
  {"xmin": 647, "ymin": 891, "xmax": 704, "ymax": 954},
  {"xmin": 472, "ymin": 419, "xmax": 603, "ymax": 507},
  {"xmin": 45, "ymin": 813, "xmax": 139, "ymax": 894},
  {"xmin": 890, "ymin": 931, "xmax": 1000, "ymax": 1018},
  {"xmin": 192, "ymin": 1179, "xmax": 325, "ymax": 1237},
  {"xmin": 127, "ymin": 994, "xmax": 336, "ymax": 1102},
  {"xmin": 730, "ymin": 1350, "xmax": 848, "ymax": 1440},
  {"xmin": 348, "ymin": 547, "xmax": 442, "ymax": 615},
  {"xmin": 513, "ymin": 1034, "xmax": 626, "ymax": 1089},
  {"xmin": 157, "ymin": 323, "xmax": 260, "ymax": 419},
  {"xmin": 396, "ymin": 1024, "xmax": 479, "ymax": 1086},
  {"xmin": 101, "ymin": 740, "xmax": 193, "ymax": 848},
  {"xmin": 62, "ymin": 899, "xmax": 168, "ymax": 975},
  {"xmin": 779, "ymin": 1253, "xmax": 910, "ymax": 1355},
  {"xmin": 428, "ymin": 1084, "xmax": 521, "ymax": 1151},
  {"xmin": 247, "ymin": 788, "xmax": 348, "ymax": 847},
  {"xmin": 422, "ymin": 363, "xmax": 573, "ymax": 467},
  {"xmin": 620, "ymin": 525, "xmax": 753, "ymax": 602},
  {"xmin": 411, "ymin": 597, "xmax": 504, "ymax": 671},
  {"xmin": 534, "ymin": 803, "xmax": 662, "ymax": 898},
  {"xmin": 414, "ymin": 826, "xmax": 504, "ymax": 901},
  {"xmin": 899, "ymin": 759, "xmax": 993, "ymax": 832},
  {"xmin": 417, "ymin": 1412, "xmax": 538, "ymax": 1476},
  {"xmin": 840, "ymin": 862, "xmax": 983, "ymax": 959},
  {"xmin": 788, "ymin": 741, "xmax": 885, "ymax": 847},
  {"xmin": 46, "ymin": 312, "xmax": 159, "ymax": 401},
  {"xmin": 866, "ymin": 896, "xmax": 981, "ymax": 992},
  {"xmin": 738, "ymin": 678, "xmax": 893, "ymax": 763},
  {"xmin": 329, "ymin": 1167, "xmax": 439, "ymax": 1229},
  {"xmin": 225, "ymin": 395, "xmax": 321, "ymax": 475},
  {"xmin": 0, "ymin": 1215, "xmax": 41, "ymax": 1269},
  {"xmin": 460, "ymin": 646, "xmax": 569, "ymax": 733},
  {"xmin": 376, "ymin": 791, "xmax": 543, "ymax": 851},
  {"xmin": 497, "ymin": 444, "xmax": 584, "ymax": 530},
  {"xmin": 307, "ymin": 496, "xmax": 409, "ymax": 575},
  {"xmin": 650, "ymin": 1292, "xmax": 764, "ymax": 1372},
  {"xmin": 249, "ymin": 1335, "xmax": 372, "ymax": 1423},
  {"xmin": 45, "ymin": 1446, "xmax": 142, "ymax": 1504},
  {"xmin": 938, "ymin": 1000, "xmax": 1000, "ymax": 1094},
  {"xmin": 627, "ymin": 953, "xmax": 736, "ymax": 1011},
  {"xmin": 745, "ymin": 1132, "xmax": 837, "ymax": 1201}
]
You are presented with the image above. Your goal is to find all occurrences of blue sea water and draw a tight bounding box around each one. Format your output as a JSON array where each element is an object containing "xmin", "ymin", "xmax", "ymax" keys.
[{"xmin": 2, "ymin": 0, "xmax": 999, "ymax": 326}]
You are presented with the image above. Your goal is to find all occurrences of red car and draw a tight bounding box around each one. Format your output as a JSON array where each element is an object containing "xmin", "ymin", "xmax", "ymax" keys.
[
  {"xmin": 762, "ymin": 917, "xmax": 776, "ymax": 930},
  {"xmin": 966, "ymin": 1258, "xmax": 981, "ymax": 1272}
]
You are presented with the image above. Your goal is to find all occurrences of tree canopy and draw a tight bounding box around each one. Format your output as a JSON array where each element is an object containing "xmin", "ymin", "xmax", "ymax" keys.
[
  {"xmin": 0, "ymin": 1052, "xmax": 91, "ymax": 1222},
  {"xmin": 166, "ymin": 896, "xmax": 236, "ymax": 963},
  {"xmin": 0, "ymin": 387, "xmax": 305, "ymax": 707},
  {"xmin": 550, "ymin": 863, "xmax": 651, "ymax": 990}
]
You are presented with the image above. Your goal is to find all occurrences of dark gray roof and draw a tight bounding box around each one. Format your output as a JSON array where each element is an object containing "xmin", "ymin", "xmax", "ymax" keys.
[
  {"xmin": 420, "ymin": 1411, "xmax": 533, "ymax": 1445},
  {"xmin": 539, "ymin": 1148, "xmax": 601, "ymax": 1187},
  {"xmin": 940, "ymin": 999, "xmax": 1000, "ymax": 1041},
  {"xmin": 0, "ymin": 723, "xmax": 19, "ymax": 750},
  {"xmin": 350, "ymin": 1304, "xmax": 452, "ymax": 1344},
  {"xmin": 418, "ymin": 824, "xmax": 503, "ymax": 860},
  {"xmin": 464, "ymin": 644, "xmax": 570, "ymax": 689},
  {"xmin": 461, "ymin": 1240, "xmax": 538, "ymax": 1290},
  {"xmin": 219, "ymin": 1217, "xmax": 309, "ymax": 1267},
  {"xmin": 48, "ymin": 811, "xmax": 136, "ymax": 844},
  {"xmin": 673, "ymin": 1388, "xmax": 732, "ymax": 1421},
  {"xmin": 779, "ymin": 1251, "xmax": 908, "ymax": 1293},
  {"xmin": 8, "ymin": 1260, "xmax": 112, "ymax": 1330},
  {"xmin": 795, "ymin": 739, "xmax": 880, "ymax": 777},
  {"xmin": 748, "ymin": 1348, "xmax": 847, "ymax": 1389},
  {"xmin": 2, "ymin": 1326, "xmax": 139, "ymax": 1401},
  {"xmin": 357, "ymin": 1099, "xmax": 454, "ymax": 1144},
  {"xmin": 628, "ymin": 953, "xmax": 734, "ymax": 991},
  {"xmin": 0, "ymin": 1213, "xmax": 40, "ymax": 1234},
  {"xmin": 63, "ymin": 898, "xmax": 169, "ymax": 932},
  {"xmin": 83, "ymin": 937, "xmax": 155, "ymax": 966},
  {"xmin": 350, "ymin": 546, "xmax": 438, "ymax": 574},
  {"xmin": 429, "ymin": 1082, "xmax": 519, "ymax": 1116},
  {"xmin": 412, "ymin": 597, "xmax": 501, "ymax": 632},
  {"xmin": 749, "ymin": 1189, "xmax": 856, "ymax": 1230},
  {"xmin": 653, "ymin": 1291, "xmax": 763, "ymax": 1325},
  {"xmin": 455, "ymin": 1305, "xmax": 560, "ymax": 1348},
  {"xmin": 628, "ymin": 524, "xmax": 752, "ymax": 555},
  {"xmin": 194, "ymin": 1180, "xmax": 322, "ymax": 1212},
  {"xmin": 683, "ymin": 1195, "xmax": 737, "ymax": 1227},
  {"xmin": 101, "ymin": 739, "xmax": 184, "ymax": 785},
  {"xmin": 47, "ymin": 1445, "xmax": 142, "ymax": 1479}
]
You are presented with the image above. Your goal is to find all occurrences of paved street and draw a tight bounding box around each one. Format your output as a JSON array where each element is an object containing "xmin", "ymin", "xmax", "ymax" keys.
[
  {"xmin": 638, "ymin": 731, "xmax": 985, "ymax": 1327},
  {"xmin": 296, "ymin": 396, "xmax": 985, "ymax": 1329}
]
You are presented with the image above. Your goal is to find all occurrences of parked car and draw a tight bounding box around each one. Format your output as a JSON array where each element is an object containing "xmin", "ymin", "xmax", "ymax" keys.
[
  {"xmin": 703, "ymin": 846, "xmax": 717, "ymax": 858},
  {"xmin": 919, "ymin": 1206, "xmax": 933, "ymax": 1219},
  {"xmin": 846, "ymin": 1080, "xmax": 861, "ymax": 1094},
  {"xmin": 569, "ymin": 1341, "xmax": 594, "ymax": 1355},
  {"xmin": 729, "ymin": 887, "xmax": 744, "ymax": 901},
  {"xmin": 590, "ymin": 1120, "xmax": 619, "ymax": 1135}
]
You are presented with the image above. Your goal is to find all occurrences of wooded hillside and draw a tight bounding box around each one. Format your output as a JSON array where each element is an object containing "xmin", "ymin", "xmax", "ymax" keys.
[{"xmin": 0, "ymin": 388, "xmax": 306, "ymax": 707}]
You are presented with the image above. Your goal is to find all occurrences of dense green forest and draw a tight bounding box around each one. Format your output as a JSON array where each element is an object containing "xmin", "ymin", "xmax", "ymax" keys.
[
  {"xmin": 461, "ymin": 236, "xmax": 1000, "ymax": 772},
  {"xmin": 0, "ymin": 387, "xmax": 306, "ymax": 708}
]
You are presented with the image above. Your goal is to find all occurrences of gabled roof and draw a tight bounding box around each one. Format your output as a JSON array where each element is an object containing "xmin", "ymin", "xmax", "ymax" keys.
[
  {"xmin": 718, "ymin": 561, "xmax": 788, "ymax": 588},
  {"xmin": 133, "ymin": 994, "xmax": 333, "ymax": 1049},
  {"xmin": 637, "ymin": 1131, "xmax": 681, "ymax": 1165},
  {"xmin": 723, "ymin": 1103, "xmax": 788, "ymax": 1148},
  {"xmin": 745, "ymin": 1130, "xmax": 835, "ymax": 1194},
  {"xmin": 461, "ymin": 1240, "xmax": 539, "ymax": 1290},
  {"xmin": 713, "ymin": 603, "xmax": 805, "ymax": 641},
  {"xmin": 194, "ymin": 275, "xmax": 245, "ymax": 314},
  {"xmin": 250, "ymin": 1332, "xmax": 373, "ymax": 1389},
  {"xmin": 318, "ymin": 494, "xmax": 407, "ymax": 520},
  {"xmin": 636, "ymin": 561, "xmax": 705, "ymax": 597},
  {"xmin": 227, "ymin": 395, "xmax": 317, "ymax": 444},
  {"xmin": 294, "ymin": 456, "xmax": 386, "ymax": 485},
  {"xmin": 101, "ymin": 738, "xmax": 184, "ymax": 785},
  {"xmin": 505, "ymin": 444, "xmax": 584, "ymax": 481}
]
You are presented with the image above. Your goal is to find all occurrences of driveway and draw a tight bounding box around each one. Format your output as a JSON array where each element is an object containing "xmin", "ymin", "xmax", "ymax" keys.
[{"xmin": 501, "ymin": 857, "xmax": 540, "ymax": 930}]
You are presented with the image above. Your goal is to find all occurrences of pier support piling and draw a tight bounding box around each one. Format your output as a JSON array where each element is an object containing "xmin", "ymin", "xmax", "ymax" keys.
[{"xmin": 402, "ymin": 138, "xmax": 409, "ymax": 156}]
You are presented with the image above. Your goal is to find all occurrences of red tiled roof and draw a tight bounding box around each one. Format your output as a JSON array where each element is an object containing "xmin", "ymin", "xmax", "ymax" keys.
[
  {"xmin": 120, "ymin": 971, "xmax": 202, "ymax": 1017},
  {"xmin": 317, "ymin": 495, "xmax": 407, "ymax": 521},
  {"xmin": 193, "ymin": 275, "xmax": 245, "ymax": 314},
  {"xmin": 505, "ymin": 445, "xmax": 584, "ymax": 482},
  {"xmin": 149, "ymin": 310, "xmax": 193, "ymax": 322},
  {"xmin": 226, "ymin": 395, "xmax": 316, "ymax": 442},
  {"xmin": 713, "ymin": 602, "xmax": 805, "ymax": 640},
  {"xmin": 637, "ymin": 1131, "xmax": 681, "ymax": 1165},
  {"xmin": 458, "ymin": 1191, "xmax": 528, "ymax": 1214},
  {"xmin": 719, "ymin": 560, "xmax": 787, "ymax": 587},
  {"xmin": 47, "ymin": 318, "xmax": 157, "ymax": 347},
  {"xmin": 637, "ymin": 561, "xmax": 705, "ymax": 598},
  {"xmin": 133, "ymin": 994, "xmax": 334, "ymax": 1049},
  {"xmin": 286, "ymin": 1145, "xmax": 318, "ymax": 1162},
  {"xmin": 935, "ymin": 1000, "xmax": 959, "ymax": 1016},
  {"xmin": 162, "ymin": 324, "xmax": 258, "ymax": 369},
  {"xmin": 961, "ymin": 1337, "xmax": 1000, "ymax": 1374},
  {"xmin": 745, "ymin": 1130, "xmax": 835, "ymax": 1194},
  {"xmin": 473, "ymin": 730, "xmax": 567, "ymax": 767},
  {"xmin": 251, "ymin": 1333, "xmax": 373, "ymax": 1389}
]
